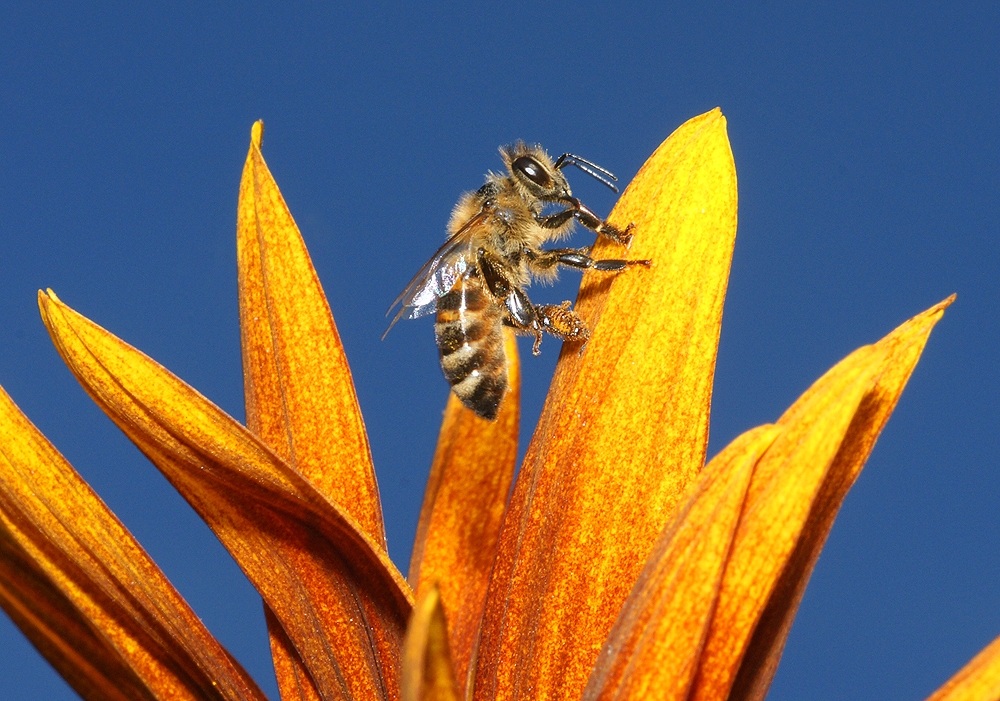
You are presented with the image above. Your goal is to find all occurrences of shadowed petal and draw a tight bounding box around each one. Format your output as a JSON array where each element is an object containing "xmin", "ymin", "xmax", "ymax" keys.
[
  {"xmin": 925, "ymin": 633, "xmax": 1000, "ymax": 701},
  {"xmin": 237, "ymin": 121, "xmax": 387, "ymax": 700},
  {"xmin": 263, "ymin": 605, "xmax": 323, "ymax": 701},
  {"xmin": 39, "ymin": 291, "xmax": 413, "ymax": 701},
  {"xmin": 474, "ymin": 109, "xmax": 738, "ymax": 701},
  {"xmin": 692, "ymin": 297, "xmax": 953, "ymax": 701},
  {"xmin": 401, "ymin": 586, "xmax": 461, "ymax": 701},
  {"xmin": 0, "ymin": 384, "xmax": 268, "ymax": 701},
  {"xmin": 408, "ymin": 329, "xmax": 520, "ymax": 695},
  {"xmin": 581, "ymin": 425, "xmax": 781, "ymax": 701}
]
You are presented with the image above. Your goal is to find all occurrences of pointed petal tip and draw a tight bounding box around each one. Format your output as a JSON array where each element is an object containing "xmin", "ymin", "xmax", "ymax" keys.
[
  {"xmin": 691, "ymin": 106, "xmax": 726, "ymax": 130},
  {"xmin": 914, "ymin": 294, "xmax": 956, "ymax": 319},
  {"xmin": 38, "ymin": 290, "xmax": 72, "ymax": 332},
  {"xmin": 921, "ymin": 293, "xmax": 955, "ymax": 324},
  {"xmin": 879, "ymin": 294, "xmax": 955, "ymax": 347},
  {"xmin": 402, "ymin": 584, "xmax": 461, "ymax": 701},
  {"xmin": 37, "ymin": 289, "xmax": 57, "ymax": 326},
  {"xmin": 250, "ymin": 120, "xmax": 264, "ymax": 149}
]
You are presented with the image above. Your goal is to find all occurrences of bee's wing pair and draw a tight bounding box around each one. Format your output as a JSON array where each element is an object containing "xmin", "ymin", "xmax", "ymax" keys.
[{"xmin": 382, "ymin": 207, "xmax": 489, "ymax": 339}]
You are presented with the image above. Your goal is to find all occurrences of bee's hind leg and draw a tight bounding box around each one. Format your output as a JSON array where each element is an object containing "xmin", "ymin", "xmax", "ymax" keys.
[
  {"xmin": 496, "ymin": 277, "xmax": 592, "ymax": 355},
  {"xmin": 534, "ymin": 301, "xmax": 591, "ymax": 353}
]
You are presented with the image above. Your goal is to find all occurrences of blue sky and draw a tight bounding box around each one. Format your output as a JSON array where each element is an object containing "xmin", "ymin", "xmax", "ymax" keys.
[{"xmin": 1, "ymin": 3, "xmax": 997, "ymax": 699}]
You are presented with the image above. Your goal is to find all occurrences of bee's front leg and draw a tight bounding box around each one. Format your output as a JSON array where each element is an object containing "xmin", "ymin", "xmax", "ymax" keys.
[{"xmin": 537, "ymin": 197, "xmax": 635, "ymax": 245}]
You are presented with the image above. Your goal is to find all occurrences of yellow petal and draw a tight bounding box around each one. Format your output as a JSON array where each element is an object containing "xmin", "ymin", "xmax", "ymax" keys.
[
  {"xmin": 401, "ymin": 586, "xmax": 461, "ymax": 701},
  {"xmin": 238, "ymin": 121, "xmax": 384, "ymax": 546},
  {"xmin": 408, "ymin": 328, "xmax": 520, "ymax": 694},
  {"xmin": 692, "ymin": 297, "xmax": 953, "ymax": 701},
  {"xmin": 581, "ymin": 424, "xmax": 781, "ymax": 701},
  {"xmin": 0, "ymin": 384, "xmax": 267, "ymax": 700},
  {"xmin": 474, "ymin": 109, "xmax": 738, "ymax": 701},
  {"xmin": 925, "ymin": 633, "xmax": 1000, "ymax": 701},
  {"xmin": 39, "ymin": 290, "xmax": 413, "ymax": 701}
]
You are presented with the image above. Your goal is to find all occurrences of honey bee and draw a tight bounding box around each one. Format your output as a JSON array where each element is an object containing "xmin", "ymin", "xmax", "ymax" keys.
[{"xmin": 385, "ymin": 142, "xmax": 650, "ymax": 421}]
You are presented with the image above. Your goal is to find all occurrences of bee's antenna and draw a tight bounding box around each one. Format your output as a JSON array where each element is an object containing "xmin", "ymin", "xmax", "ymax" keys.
[{"xmin": 553, "ymin": 153, "xmax": 620, "ymax": 194}]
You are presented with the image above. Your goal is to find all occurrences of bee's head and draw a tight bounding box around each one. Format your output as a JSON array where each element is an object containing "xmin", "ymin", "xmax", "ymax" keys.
[
  {"xmin": 501, "ymin": 142, "xmax": 572, "ymax": 203},
  {"xmin": 500, "ymin": 141, "xmax": 620, "ymax": 203}
]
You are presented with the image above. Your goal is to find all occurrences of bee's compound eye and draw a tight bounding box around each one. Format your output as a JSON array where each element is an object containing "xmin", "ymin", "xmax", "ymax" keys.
[{"xmin": 513, "ymin": 156, "xmax": 551, "ymax": 188}]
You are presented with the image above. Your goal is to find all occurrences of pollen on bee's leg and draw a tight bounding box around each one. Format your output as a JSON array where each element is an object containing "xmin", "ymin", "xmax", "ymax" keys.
[{"xmin": 537, "ymin": 303, "xmax": 589, "ymax": 341}]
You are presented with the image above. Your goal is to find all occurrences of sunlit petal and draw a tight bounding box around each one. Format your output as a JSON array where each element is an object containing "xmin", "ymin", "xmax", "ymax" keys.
[
  {"xmin": 401, "ymin": 586, "xmax": 461, "ymax": 701},
  {"xmin": 692, "ymin": 297, "xmax": 953, "ymax": 701},
  {"xmin": 409, "ymin": 328, "xmax": 520, "ymax": 694},
  {"xmin": 581, "ymin": 425, "xmax": 781, "ymax": 701},
  {"xmin": 0, "ymin": 384, "xmax": 267, "ymax": 701},
  {"xmin": 39, "ymin": 290, "xmax": 413, "ymax": 701},
  {"xmin": 925, "ymin": 633, "xmax": 1000, "ymax": 701},
  {"xmin": 475, "ymin": 108, "xmax": 738, "ymax": 701},
  {"xmin": 728, "ymin": 296, "xmax": 954, "ymax": 701}
]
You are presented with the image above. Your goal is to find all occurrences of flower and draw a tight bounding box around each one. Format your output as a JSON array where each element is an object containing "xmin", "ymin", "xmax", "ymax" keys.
[{"xmin": 0, "ymin": 110, "xmax": 994, "ymax": 701}]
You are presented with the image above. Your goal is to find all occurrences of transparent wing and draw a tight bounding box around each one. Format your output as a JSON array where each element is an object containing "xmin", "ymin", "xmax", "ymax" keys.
[{"xmin": 382, "ymin": 207, "xmax": 488, "ymax": 339}]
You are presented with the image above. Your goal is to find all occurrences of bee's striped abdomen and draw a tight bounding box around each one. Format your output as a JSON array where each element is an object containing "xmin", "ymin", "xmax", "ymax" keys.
[{"xmin": 435, "ymin": 276, "xmax": 507, "ymax": 420}]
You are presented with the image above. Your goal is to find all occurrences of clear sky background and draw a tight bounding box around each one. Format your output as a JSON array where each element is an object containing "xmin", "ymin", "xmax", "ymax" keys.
[{"xmin": 1, "ymin": 3, "xmax": 997, "ymax": 699}]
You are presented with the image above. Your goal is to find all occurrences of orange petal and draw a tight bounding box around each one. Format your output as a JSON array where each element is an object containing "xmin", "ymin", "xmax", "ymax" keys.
[
  {"xmin": 474, "ymin": 109, "xmax": 738, "ymax": 701},
  {"xmin": 237, "ymin": 121, "xmax": 387, "ymax": 700},
  {"xmin": 408, "ymin": 328, "xmax": 520, "ymax": 694},
  {"xmin": 0, "ymin": 384, "xmax": 267, "ymax": 701},
  {"xmin": 925, "ymin": 632, "xmax": 1000, "ymax": 701},
  {"xmin": 39, "ymin": 290, "xmax": 413, "ymax": 701},
  {"xmin": 401, "ymin": 586, "xmax": 461, "ymax": 701},
  {"xmin": 581, "ymin": 424, "xmax": 780, "ymax": 701},
  {"xmin": 238, "ymin": 121, "xmax": 384, "ymax": 545},
  {"xmin": 691, "ymin": 297, "xmax": 953, "ymax": 701}
]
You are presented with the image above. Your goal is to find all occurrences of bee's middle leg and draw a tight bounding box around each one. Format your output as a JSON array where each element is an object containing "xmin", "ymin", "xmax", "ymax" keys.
[{"xmin": 531, "ymin": 248, "xmax": 652, "ymax": 272}]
